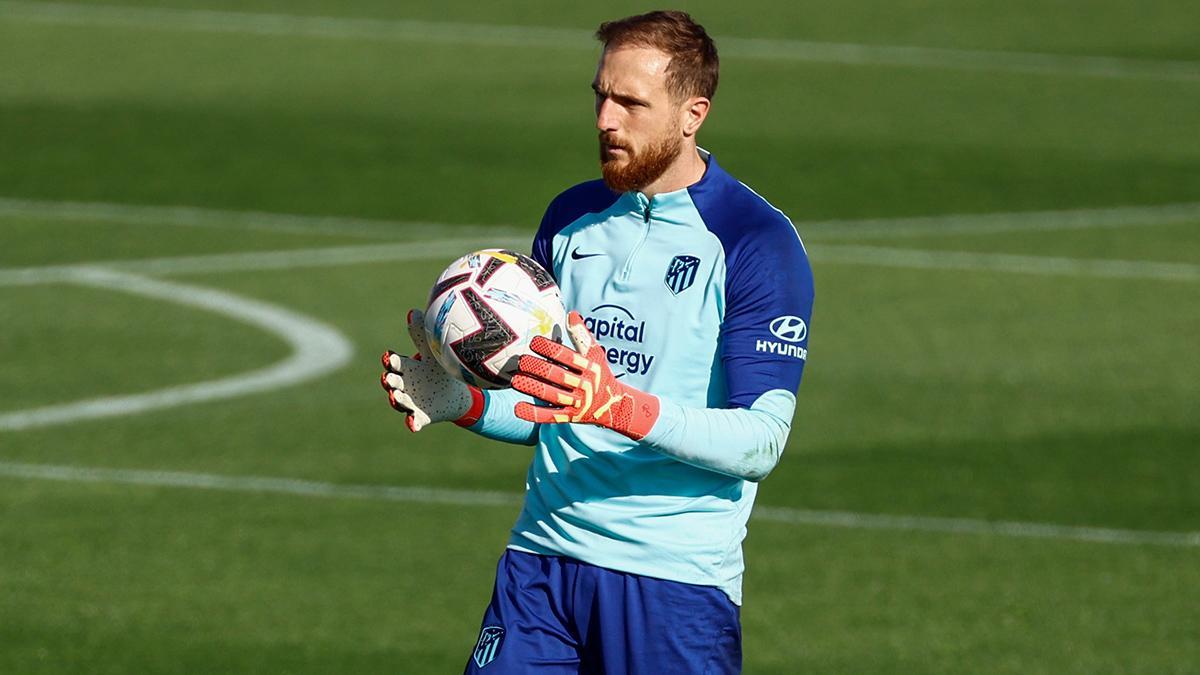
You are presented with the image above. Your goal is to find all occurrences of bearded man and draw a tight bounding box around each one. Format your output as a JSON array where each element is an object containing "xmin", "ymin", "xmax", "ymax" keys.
[{"xmin": 382, "ymin": 10, "xmax": 814, "ymax": 674}]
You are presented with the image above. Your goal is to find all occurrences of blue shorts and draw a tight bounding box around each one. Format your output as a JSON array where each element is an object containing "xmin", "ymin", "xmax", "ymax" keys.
[{"xmin": 464, "ymin": 549, "xmax": 741, "ymax": 674}]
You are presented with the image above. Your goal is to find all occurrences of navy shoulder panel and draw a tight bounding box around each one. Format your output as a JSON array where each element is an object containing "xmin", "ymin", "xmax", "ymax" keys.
[
  {"xmin": 687, "ymin": 156, "xmax": 800, "ymax": 271},
  {"xmin": 688, "ymin": 155, "xmax": 815, "ymax": 407},
  {"xmin": 532, "ymin": 179, "xmax": 620, "ymax": 273},
  {"xmin": 543, "ymin": 179, "xmax": 620, "ymax": 237}
]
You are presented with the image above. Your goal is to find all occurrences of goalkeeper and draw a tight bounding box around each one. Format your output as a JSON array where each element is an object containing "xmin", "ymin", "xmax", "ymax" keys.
[{"xmin": 381, "ymin": 10, "xmax": 813, "ymax": 674}]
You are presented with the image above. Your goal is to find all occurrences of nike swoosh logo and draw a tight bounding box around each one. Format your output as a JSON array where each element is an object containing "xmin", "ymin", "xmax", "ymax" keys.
[{"xmin": 571, "ymin": 248, "xmax": 603, "ymax": 260}]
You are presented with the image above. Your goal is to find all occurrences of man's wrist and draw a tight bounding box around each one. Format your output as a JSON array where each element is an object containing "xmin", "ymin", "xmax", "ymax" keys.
[
  {"xmin": 454, "ymin": 386, "xmax": 486, "ymax": 427},
  {"xmin": 622, "ymin": 389, "xmax": 662, "ymax": 441}
]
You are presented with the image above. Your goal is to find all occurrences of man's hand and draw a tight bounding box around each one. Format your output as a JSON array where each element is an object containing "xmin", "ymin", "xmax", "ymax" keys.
[
  {"xmin": 380, "ymin": 309, "xmax": 483, "ymax": 432},
  {"xmin": 511, "ymin": 311, "xmax": 660, "ymax": 441}
]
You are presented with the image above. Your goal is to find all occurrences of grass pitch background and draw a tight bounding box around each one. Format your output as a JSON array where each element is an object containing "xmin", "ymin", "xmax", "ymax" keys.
[{"xmin": 1, "ymin": 1, "xmax": 1198, "ymax": 672}]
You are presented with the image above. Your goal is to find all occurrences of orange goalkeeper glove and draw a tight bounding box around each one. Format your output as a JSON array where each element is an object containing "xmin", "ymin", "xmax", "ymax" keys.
[{"xmin": 511, "ymin": 311, "xmax": 660, "ymax": 441}]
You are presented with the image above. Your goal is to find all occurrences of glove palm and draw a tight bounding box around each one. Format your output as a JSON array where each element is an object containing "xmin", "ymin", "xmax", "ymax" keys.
[
  {"xmin": 510, "ymin": 311, "xmax": 660, "ymax": 440},
  {"xmin": 380, "ymin": 309, "xmax": 475, "ymax": 432}
]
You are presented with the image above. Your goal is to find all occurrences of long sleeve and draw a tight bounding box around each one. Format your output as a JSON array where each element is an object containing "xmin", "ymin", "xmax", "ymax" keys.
[
  {"xmin": 645, "ymin": 179, "xmax": 814, "ymax": 481},
  {"xmin": 640, "ymin": 389, "xmax": 795, "ymax": 481},
  {"xmin": 464, "ymin": 388, "xmax": 539, "ymax": 446}
]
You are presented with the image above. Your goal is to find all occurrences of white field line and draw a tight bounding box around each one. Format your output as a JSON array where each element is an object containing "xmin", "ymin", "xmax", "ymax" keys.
[
  {"xmin": 2, "ymin": 238, "xmax": 1195, "ymax": 287},
  {"xmin": 1, "ymin": 461, "xmax": 1197, "ymax": 548},
  {"xmin": 814, "ymin": 245, "xmax": 1200, "ymax": 282},
  {"xmin": 0, "ymin": 197, "xmax": 520, "ymax": 241},
  {"xmin": 3, "ymin": 1, "xmax": 1199, "ymax": 82},
  {"xmin": 0, "ymin": 268, "xmax": 353, "ymax": 431},
  {"xmin": 752, "ymin": 505, "xmax": 1200, "ymax": 548},
  {"xmin": 800, "ymin": 201, "xmax": 1200, "ymax": 240},
  {"xmin": 3, "ymin": 196, "xmax": 1198, "ymax": 246},
  {"xmin": 0, "ymin": 237, "xmax": 530, "ymax": 287}
]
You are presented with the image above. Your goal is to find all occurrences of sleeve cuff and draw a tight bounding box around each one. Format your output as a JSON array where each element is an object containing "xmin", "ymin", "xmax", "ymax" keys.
[{"xmin": 454, "ymin": 386, "xmax": 486, "ymax": 427}]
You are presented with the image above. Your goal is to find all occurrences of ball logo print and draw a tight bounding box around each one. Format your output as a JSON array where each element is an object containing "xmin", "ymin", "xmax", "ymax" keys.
[
  {"xmin": 424, "ymin": 249, "xmax": 568, "ymax": 389},
  {"xmin": 451, "ymin": 287, "xmax": 520, "ymax": 387},
  {"xmin": 769, "ymin": 315, "xmax": 807, "ymax": 343}
]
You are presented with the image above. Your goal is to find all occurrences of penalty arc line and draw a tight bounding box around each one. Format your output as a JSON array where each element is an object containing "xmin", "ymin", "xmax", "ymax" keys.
[
  {"xmin": 0, "ymin": 268, "xmax": 354, "ymax": 431},
  {"xmin": 0, "ymin": 461, "xmax": 1196, "ymax": 548},
  {"xmin": 2, "ymin": 1, "xmax": 1199, "ymax": 82}
]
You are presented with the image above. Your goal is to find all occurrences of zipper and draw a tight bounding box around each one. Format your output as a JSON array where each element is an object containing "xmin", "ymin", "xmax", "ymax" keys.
[{"xmin": 620, "ymin": 198, "xmax": 652, "ymax": 281}]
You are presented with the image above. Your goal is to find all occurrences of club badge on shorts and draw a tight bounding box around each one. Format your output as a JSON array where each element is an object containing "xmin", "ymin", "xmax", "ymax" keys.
[
  {"xmin": 665, "ymin": 255, "xmax": 700, "ymax": 294},
  {"xmin": 473, "ymin": 625, "xmax": 505, "ymax": 668}
]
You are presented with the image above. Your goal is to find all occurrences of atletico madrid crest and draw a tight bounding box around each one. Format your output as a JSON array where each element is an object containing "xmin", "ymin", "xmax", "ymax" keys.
[
  {"xmin": 665, "ymin": 255, "xmax": 700, "ymax": 294},
  {"xmin": 473, "ymin": 625, "xmax": 505, "ymax": 668}
]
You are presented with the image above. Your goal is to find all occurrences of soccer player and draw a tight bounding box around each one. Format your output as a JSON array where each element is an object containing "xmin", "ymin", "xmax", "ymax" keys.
[{"xmin": 381, "ymin": 11, "xmax": 813, "ymax": 674}]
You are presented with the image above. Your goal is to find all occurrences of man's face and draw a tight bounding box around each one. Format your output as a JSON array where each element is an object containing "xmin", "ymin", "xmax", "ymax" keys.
[{"xmin": 593, "ymin": 46, "xmax": 684, "ymax": 193}]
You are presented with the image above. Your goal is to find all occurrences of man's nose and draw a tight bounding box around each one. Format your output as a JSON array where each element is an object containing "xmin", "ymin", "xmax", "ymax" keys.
[{"xmin": 596, "ymin": 98, "xmax": 619, "ymax": 132}]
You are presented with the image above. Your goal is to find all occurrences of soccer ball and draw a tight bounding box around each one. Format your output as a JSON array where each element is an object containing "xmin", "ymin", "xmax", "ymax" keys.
[{"xmin": 424, "ymin": 249, "xmax": 568, "ymax": 389}]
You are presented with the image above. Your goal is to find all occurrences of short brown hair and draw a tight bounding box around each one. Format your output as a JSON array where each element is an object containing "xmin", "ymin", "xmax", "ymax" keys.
[{"xmin": 596, "ymin": 10, "xmax": 719, "ymax": 101}]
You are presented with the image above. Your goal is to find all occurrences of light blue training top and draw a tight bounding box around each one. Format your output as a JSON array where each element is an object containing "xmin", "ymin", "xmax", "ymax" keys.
[{"xmin": 468, "ymin": 151, "xmax": 813, "ymax": 605}]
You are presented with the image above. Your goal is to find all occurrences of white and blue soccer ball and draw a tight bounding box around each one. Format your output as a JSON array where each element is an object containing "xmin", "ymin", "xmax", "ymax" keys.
[{"xmin": 424, "ymin": 249, "xmax": 568, "ymax": 389}]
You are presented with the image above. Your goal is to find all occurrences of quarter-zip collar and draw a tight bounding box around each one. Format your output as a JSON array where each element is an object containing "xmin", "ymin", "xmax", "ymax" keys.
[{"xmin": 621, "ymin": 148, "xmax": 720, "ymax": 225}]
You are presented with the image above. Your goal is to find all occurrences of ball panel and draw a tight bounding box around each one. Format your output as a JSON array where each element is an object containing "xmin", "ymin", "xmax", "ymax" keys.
[{"xmin": 424, "ymin": 249, "xmax": 568, "ymax": 389}]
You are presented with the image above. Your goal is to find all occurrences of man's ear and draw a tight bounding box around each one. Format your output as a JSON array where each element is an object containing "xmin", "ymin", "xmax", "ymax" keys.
[{"xmin": 680, "ymin": 96, "xmax": 711, "ymax": 137}]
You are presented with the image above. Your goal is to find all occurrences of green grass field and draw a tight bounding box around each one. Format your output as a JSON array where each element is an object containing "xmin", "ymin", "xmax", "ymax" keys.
[{"xmin": 2, "ymin": 1, "xmax": 1198, "ymax": 672}]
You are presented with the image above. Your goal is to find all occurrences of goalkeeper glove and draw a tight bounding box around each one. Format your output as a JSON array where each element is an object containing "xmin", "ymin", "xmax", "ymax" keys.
[
  {"xmin": 380, "ymin": 309, "xmax": 484, "ymax": 432},
  {"xmin": 511, "ymin": 310, "xmax": 660, "ymax": 441}
]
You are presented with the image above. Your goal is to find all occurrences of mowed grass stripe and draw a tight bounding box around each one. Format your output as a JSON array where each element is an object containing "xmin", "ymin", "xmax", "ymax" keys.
[
  {"xmin": 3, "ymin": 1, "xmax": 1200, "ymax": 81},
  {"xmin": 2, "ymin": 461, "xmax": 1197, "ymax": 547}
]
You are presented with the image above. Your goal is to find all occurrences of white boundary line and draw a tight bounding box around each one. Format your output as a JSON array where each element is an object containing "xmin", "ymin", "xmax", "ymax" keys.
[
  {"xmin": 0, "ymin": 237, "xmax": 531, "ymax": 287},
  {"xmin": 1, "ymin": 460, "xmax": 1196, "ymax": 548},
  {"xmin": 3, "ymin": 237, "xmax": 1195, "ymax": 286},
  {"xmin": 3, "ymin": 1, "xmax": 1199, "ymax": 81},
  {"xmin": 0, "ymin": 268, "xmax": 353, "ymax": 431},
  {"xmin": 799, "ymin": 201, "xmax": 1200, "ymax": 239},
  {"xmin": 0, "ymin": 197, "xmax": 522, "ymax": 241},
  {"xmin": 3, "ymin": 196, "xmax": 1198, "ymax": 244},
  {"xmin": 813, "ymin": 245, "xmax": 1200, "ymax": 282},
  {"xmin": 2, "ymin": 197, "xmax": 1198, "ymax": 286}
]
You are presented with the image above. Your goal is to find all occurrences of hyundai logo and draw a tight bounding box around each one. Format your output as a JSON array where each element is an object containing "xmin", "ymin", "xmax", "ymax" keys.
[{"xmin": 769, "ymin": 316, "xmax": 807, "ymax": 343}]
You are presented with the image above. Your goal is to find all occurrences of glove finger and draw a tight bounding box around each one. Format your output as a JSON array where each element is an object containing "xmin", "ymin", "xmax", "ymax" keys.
[
  {"xmin": 530, "ymin": 336, "xmax": 590, "ymax": 371},
  {"xmin": 408, "ymin": 408, "xmax": 431, "ymax": 432},
  {"xmin": 381, "ymin": 372, "xmax": 404, "ymax": 391},
  {"xmin": 515, "ymin": 401, "xmax": 571, "ymax": 424},
  {"xmin": 565, "ymin": 311, "xmax": 596, "ymax": 353},
  {"xmin": 384, "ymin": 350, "xmax": 424, "ymax": 373},
  {"xmin": 388, "ymin": 389, "xmax": 415, "ymax": 414},
  {"xmin": 407, "ymin": 309, "xmax": 435, "ymax": 361},
  {"xmin": 517, "ymin": 355, "xmax": 582, "ymax": 390},
  {"xmin": 382, "ymin": 350, "xmax": 404, "ymax": 374},
  {"xmin": 511, "ymin": 373, "xmax": 578, "ymax": 407}
]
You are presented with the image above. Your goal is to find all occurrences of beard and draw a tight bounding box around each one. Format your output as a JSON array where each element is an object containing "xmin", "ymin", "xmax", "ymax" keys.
[{"xmin": 599, "ymin": 129, "xmax": 683, "ymax": 194}]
